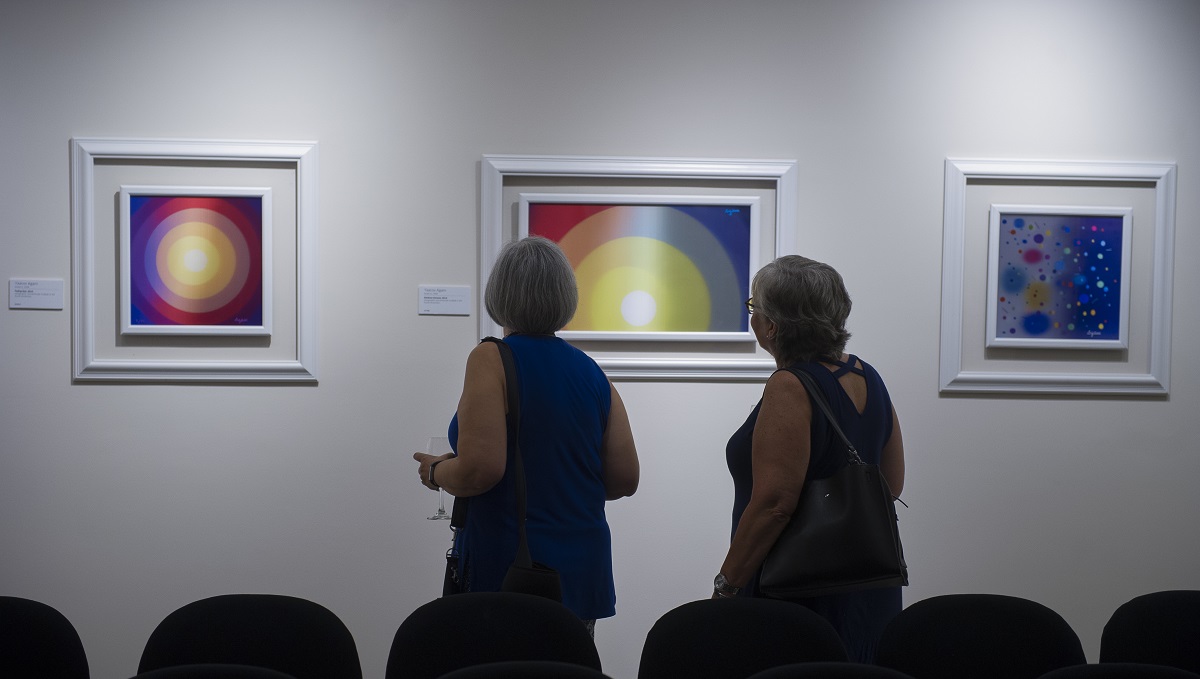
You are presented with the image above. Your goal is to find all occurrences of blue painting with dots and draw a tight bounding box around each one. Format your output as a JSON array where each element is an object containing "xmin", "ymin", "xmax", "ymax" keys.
[{"xmin": 991, "ymin": 210, "xmax": 1128, "ymax": 347}]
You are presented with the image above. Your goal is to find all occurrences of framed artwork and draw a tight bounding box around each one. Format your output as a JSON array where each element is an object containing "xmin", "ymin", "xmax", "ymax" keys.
[
  {"xmin": 482, "ymin": 154, "xmax": 798, "ymax": 380},
  {"xmin": 986, "ymin": 205, "xmax": 1132, "ymax": 350},
  {"xmin": 518, "ymin": 193, "xmax": 759, "ymax": 341},
  {"xmin": 940, "ymin": 158, "xmax": 1176, "ymax": 395},
  {"xmin": 71, "ymin": 138, "xmax": 318, "ymax": 383},
  {"xmin": 120, "ymin": 185, "xmax": 272, "ymax": 336}
]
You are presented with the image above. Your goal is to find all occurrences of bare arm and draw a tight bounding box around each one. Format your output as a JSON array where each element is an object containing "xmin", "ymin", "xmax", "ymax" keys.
[
  {"xmin": 880, "ymin": 405, "xmax": 905, "ymax": 497},
  {"xmin": 600, "ymin": 381, "xmax": 639, "ymax": 500},
  {"xmin": 717, "ymin": 371, "xmax": 810, "ymax": 589},
  {"xmin": 413, "ymin": 342, "xmax": 508, "ymax": 497}
]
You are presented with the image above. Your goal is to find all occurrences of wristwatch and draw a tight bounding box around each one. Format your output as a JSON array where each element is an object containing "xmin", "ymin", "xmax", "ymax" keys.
[{"xmin": 714, "ymin": 573, "xmax": 740, "ymax": 598}]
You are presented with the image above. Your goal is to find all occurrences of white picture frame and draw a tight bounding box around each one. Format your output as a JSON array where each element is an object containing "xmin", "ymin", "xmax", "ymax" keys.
[
  {"xmin": 71, "ymin": 137, "xmax": 319, "ymax": 383},
  {"xmin": 481, "ymin": 154, "xmax": 798, "ymax": 381},
  {"xmin": 940, "ymin": 158, "xmax": 1175, "ymax": 395}
]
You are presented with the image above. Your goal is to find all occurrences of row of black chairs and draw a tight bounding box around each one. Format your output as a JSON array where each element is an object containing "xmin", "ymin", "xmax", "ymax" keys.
[
  {"xmin": 639, "ymin": 593, "xmax": 1200, "ymax": 679},
  {"xmin": 2, "ymin": 590, "xmax": 1198, "ymax": 679}
]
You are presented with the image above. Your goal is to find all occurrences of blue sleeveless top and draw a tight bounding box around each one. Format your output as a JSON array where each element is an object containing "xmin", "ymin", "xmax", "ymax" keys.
[
  {"xmin": 726, "ymin": 355, "xmax": 901, "ymax": 662},
  {"xmin": 448, "ymin": 334, "xmax": 615, "ymax": 619}
]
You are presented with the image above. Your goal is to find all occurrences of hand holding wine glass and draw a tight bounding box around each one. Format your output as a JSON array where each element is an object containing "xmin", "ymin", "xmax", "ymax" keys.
[{"xmin": 419, "ymin": 436, "xmax": 454, "ymax": 520}]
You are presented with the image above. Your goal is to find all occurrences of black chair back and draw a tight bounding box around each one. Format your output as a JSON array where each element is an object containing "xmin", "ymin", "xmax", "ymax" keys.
[
  {"xmin": 386, "ymin": 592, "xmax": 601, "ymax": 679},
  {"xmin": 0, "ymin": 595, "xmax": 89, "ymax": 679},
  {"xmin": 875, "ymin": 593, "xmax": 1085, "ymax": 679},
  {"xmin": 1100, "ymin": 590, "xmax": 1200, "ymax": 674},
  {"xmin": 435, "ymin": 660, "xmax": 612, "ymax": 679},
  {"xmin": 637, "ymin": 597, "xmax": 847, "ymax": 679},
  {"xmin": 129, "ymin": 664, "xmax": 298, "ymax": 679},
  {"xmin": 1040, "ymin": 663, "xmax": 1200, "ymax": 679},
  {"xmin": 138, "ymin": 594, "xmax": 361, "ymax": 679},
  {"xmin": 748, "ymin": 661, "xmax": 916, "ymax": 679}
]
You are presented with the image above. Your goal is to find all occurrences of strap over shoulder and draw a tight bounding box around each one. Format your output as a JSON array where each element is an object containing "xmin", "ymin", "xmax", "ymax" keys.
[
  {"xmin": 479, "ymin": 337, "xmax": 535, "ymax": 569},
  {"xmin": 782, "ymin": 367, "xmax": 865, "ymax": 466}
]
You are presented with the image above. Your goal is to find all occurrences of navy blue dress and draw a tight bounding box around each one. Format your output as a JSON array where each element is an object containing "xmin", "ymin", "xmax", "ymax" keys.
[
  {"xmin": 449, "ymin": 334, "xmax": 615, "ymax": 620},
  {"xmin": 726, "ymin": 355, "xmax": 902, "ymax": 662}
]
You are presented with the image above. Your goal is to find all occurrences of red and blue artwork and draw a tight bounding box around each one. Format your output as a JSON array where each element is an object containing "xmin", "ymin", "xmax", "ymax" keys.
[
  {"xmin": 994, "ymin": 212, "xmax": 1125, "ymax": 343},
  {"xmin": 127, "ymin": 194, "xmax": 263, "ymax": 329},
  {"xmin": 528, "ymin": 203, "xmax": 751, "ymax": 333}
]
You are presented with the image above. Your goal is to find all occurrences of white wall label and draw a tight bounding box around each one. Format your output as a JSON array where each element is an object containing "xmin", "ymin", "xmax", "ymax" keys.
[
  {"xmin": 418, "ymin": 285, "xmax": 470, "ymax": 316},
  {"xmin": 9, "ymin": 278, "xmax": 65, "ymax": 310}
]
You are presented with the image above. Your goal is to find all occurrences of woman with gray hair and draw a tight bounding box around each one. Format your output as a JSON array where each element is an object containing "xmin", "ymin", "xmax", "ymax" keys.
[
  {"xmin": 413, "ymin": 236, "xmax": 640, "ymax": 627},
  {"xmin": 711, "ymin": 255, "xmax": 906, "ymax": 662}
]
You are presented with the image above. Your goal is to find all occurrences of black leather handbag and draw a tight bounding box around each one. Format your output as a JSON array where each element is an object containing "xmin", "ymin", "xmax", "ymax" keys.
[
  {"xmin": 442, "ymin": 337, "xmax": 562, "ymax": 602},
  {"xmin": 758, "ymin": 367, "xmax": 908, "ymax": 599}
]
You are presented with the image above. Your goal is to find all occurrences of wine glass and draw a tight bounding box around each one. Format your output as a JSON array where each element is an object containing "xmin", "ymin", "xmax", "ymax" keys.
[{"xmin": 426, "ymin": 436, "xmax": 453, "ymax": 520}]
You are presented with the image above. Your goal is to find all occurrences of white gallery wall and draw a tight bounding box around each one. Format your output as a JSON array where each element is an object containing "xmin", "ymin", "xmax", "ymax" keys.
[{"xmin": 2, "ymin": 1, "xmax": 1198, "ymax": 677}]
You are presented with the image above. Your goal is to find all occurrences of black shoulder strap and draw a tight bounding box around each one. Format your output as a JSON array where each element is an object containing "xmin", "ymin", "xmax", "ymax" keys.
[
  {"xmin": 481, "ymin": 336, "xmax": 521, "ymax": 449},
  {"xmin": 784, "ymin": 367, "xmax": 864, "ymax": 466},
  {"xmin": 480, "ymin": 337, "xmax": 535, "ymax": 568},
  {"xmin": 447, "ymin": 337, "xmax": 523, "ymax": 532}
]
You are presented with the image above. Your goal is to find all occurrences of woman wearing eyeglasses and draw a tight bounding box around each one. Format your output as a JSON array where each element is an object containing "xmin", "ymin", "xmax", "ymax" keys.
[{"xmin": 712, "ymin": 255, "xmax": 906, "ymax": 662}]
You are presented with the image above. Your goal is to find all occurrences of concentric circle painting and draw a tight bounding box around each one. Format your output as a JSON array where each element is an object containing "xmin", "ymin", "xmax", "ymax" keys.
[
  {"xmin": 520, "ymin": 194, "xmax": 758, "ymax": 341},
  {"xmin": 120, "ymin": 186, "xmax": 272, "ymax": 335},
  {"xmin": 986, "ymin": 204, "xmax": 1132, "ymax": 349}
]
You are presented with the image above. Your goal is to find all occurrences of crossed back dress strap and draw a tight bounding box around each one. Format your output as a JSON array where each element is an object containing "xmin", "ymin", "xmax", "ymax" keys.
[{"xmin": 826, "ymin": 354, "xmax": 865, "ymax": 378}]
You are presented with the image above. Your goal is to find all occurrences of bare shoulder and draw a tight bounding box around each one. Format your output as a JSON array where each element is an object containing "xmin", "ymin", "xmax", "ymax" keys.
[
  {"xmin": 466, "ymin": 340, "xmax": 503, "ymax": 368},
  {"xmin": 462, "ymin": 341, "xmax": 506, "ymax": 392},
  {"xmin": 763, "ymin": 368, "xmax": 808, "ymax": 401}
]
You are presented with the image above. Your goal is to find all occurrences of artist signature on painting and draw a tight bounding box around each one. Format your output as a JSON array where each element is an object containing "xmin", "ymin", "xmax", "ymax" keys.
[
  {"xmin": 234, "ymin": 317, "xmax": 249, "ymax": 324},
  {"xmin": 1086, "ymin": 330, "xmax": 1103, "ymax": 337}
]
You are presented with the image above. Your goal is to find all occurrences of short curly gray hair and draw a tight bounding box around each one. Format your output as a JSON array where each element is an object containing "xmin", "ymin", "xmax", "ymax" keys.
[
  {"xmin": 752, "ymin": 255, "xmax": 851, "ymax": 365},
  {"xmin": 485, "ymin": 236, "xmax": 578, "ymax": 334}
]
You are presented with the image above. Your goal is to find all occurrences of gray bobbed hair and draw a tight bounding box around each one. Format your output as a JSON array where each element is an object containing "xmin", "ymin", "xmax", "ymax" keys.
[
  {"xmin": 752, "ymin": 255, "xmax": 852, "ymax": 365},
  {"xmin": 485, "ymin": 236, "xmax": 578, "ymax": 334}
]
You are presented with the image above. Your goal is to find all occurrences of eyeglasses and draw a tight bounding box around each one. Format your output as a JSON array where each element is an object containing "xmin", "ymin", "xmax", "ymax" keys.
[{"xmin": 745, "ymin": 297, "xmax": 755, "ymax": 315}]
